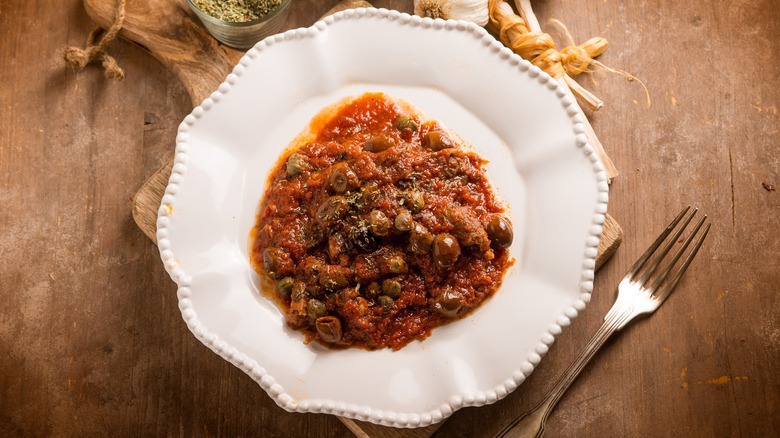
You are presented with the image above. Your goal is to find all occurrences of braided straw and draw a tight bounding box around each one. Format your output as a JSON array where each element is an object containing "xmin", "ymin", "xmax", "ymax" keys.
[
  {"xmin": 488, "ymin": 0, "xmax": 607, "ymax": 80},
  {"xmin": 487, "ymin": 0, "xmax": 650, "ymax": 110},
  {"xmin": 63, "ymin": 0, "xmax": 126, "ymax": 80},
  {"xmin": 487, "ymin": 0, "xmax": 603, "ymax": 109}
]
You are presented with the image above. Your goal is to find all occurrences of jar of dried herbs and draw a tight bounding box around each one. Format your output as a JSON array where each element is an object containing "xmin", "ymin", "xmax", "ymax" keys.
[
  {"xmin": 193, "ymin": 0, "xmax": 284, "ymax": 22},
  {"xmin": 186, "ymin": 0, "xmax": 292, "ymax": 49}
]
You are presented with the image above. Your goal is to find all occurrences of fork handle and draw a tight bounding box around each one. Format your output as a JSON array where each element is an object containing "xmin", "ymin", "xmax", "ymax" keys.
[{"xmin": 498, "ymin": 303, "xmax": 635, "ymax": 438}]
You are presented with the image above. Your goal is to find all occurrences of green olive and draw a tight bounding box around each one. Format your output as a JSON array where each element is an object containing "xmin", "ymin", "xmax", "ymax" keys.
[
  {"xmin": 387, "ymin": 255, "xmax": 408, "ymax": 274},
  {"xmin": 394, "ymin": 115, "xmax": 418, "ymax": 132},
  {"xmin": 432, "ymin": 233, "xmax": 461, "ymax": 267},
  {"xmin": 329, "ymin": 162, "xmax": 358, "ymax": 194},
  {"xmin": 316, "ymin": 196, "xmax": 349, "ymax": 227},
  {"xmin": 408, "ymin": 222, "xmax": 434, "ymax": 254},
  {"xmin": 286, "ymin": 152, "xmax": 309, "ymax": 177},
  {"xmin": 307, "ymin": 299, "xmax": 327, "ymax": 319},
  {"xmin": 486, "ymin": 214, "xmax": 514, "ymax": 249},
  {"xmin": 433, "ymin": 289, "xmax": 463, "ymax": 317},
  {"xmin": 262, "ymin": 247, "xmax": 289, "ymax": 278},
  {"xmin": 406, "ymin": 191, "xmax": 425, "ymax": 213},
  {"xmin": 377, "ymin": 295, "xmax": 395, "ymax": 313},
  {"xmin": 315, "ymin": 316, "xmax": 343, "ymax": 343},
  {"xmin": 394, "ymin": 209, "xmax": 413, "ymax": 231},
  {"xmin": 382, "ymin": 279, "xmax": 402, "ymax": 298},
  {"xmin": 277, "ymin": 277, "xmax": 294, "ymax": 298},
  {"xmin": 368, "ymin": 210, "xmax": 391, "ymax": 236},
  {"xmin": 363, "ymin": 134, "xmax": 396, "ymax": 152},
  {"xmin": 422, "ymin": 131, "xmax": 454, "ymax": 151}
]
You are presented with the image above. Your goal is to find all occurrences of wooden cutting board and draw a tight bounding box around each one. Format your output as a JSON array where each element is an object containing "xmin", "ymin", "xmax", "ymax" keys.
[{"xmin": 83, "ymin": 0, "xmax": 622, "ymax": 437}]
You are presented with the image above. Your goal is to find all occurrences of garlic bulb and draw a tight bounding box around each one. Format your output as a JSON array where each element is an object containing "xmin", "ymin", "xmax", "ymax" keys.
[{"xmin": 414, "ymin": 0, "xmax": 489, "ymax": 26}]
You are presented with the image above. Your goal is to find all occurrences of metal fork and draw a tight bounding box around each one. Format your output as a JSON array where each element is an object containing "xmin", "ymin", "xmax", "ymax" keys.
[{"xmin": 496, "ymin": 206, "xmax": 711, "ymax": 438}]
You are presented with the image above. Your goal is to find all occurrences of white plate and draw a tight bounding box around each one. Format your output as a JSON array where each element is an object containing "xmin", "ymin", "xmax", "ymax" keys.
[{"xmin": 157, "ymin": 8, "xmax": 608, "ymax": 428}]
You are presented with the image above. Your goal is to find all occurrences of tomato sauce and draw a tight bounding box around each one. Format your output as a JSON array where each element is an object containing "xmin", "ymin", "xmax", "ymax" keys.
[{"xmin": 250, "ymin": 92, "xmax": 513, "ymax": 350}]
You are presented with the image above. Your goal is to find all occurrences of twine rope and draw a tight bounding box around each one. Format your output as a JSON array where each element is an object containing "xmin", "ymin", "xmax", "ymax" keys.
[{"xmin": 63, "ymin": 0, "xmax": 127, "ymax": 81}]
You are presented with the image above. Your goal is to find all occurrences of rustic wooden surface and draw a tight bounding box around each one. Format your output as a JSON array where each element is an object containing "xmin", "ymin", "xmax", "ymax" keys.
[{"xmin": 1, "ymin": 1, "xmax": 778, "ymax": 437}]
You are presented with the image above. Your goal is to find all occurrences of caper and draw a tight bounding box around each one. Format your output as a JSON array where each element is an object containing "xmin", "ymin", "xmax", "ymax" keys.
[
  {"xmin": 486, "ymin": 214, "xmax": 514, "ymax": 249},
  {"xmin": 387, "ymin": 255, "xmax": 408, "ymax": 274},
  {"xmin": 363, "ymin": 134, "xmax": 396, "ymax": 152},
  {"xmin": 433, "ymin": 288, "xmax": 462, "ymax": 317},
  {"xmin": 316, "ymin": 195, "xmax": 349, "ymax": 227},
  {"xmin": 394, "ymin": 115, "xmax": 418, "ymax": 132},
  {"xmin": 307, "ymin": 299, "xmax": 328, "ymax": 319},
  {"xmin": 308, "ymin": 285, "xmax": 325, "ymax": 299},
  {"xmin": 286, "ymin": 152, "xmax": 309, "ymax": 177},
  {"xmin": 394, "ymin": 209, "xmax": 413, "ymax": 231},
  {"xmin": 329, "ymin": 162, "xmax": 358, "ymax": 194},
  {"xmin": 262, "ymin": 247, "xmax": 289, "ymax": 278},
  {"xmin": 368, "ymin": 210, "xmax": 391, "ymax": 236},
  {"xmin": 406, "ymin": 190, "xmax": 425, "ymax": 213},
  {"xmin": 315, "ymin": 316, "xmax": 343, "ymax": 343},
  {"xmin": 422, "ymin": 131, "xmax": 454, "ymax": 151},
  {"xmin": 277, "ymin": 277, "xmax": 294, "ymax": 298},
  {"xmin": 366, "ymin": 281, "xmax": 381, "ymax": 297},
  {"xmin": 378, "ymin": 295, "xmax": 395, "ymax": 313},
  {"xmin": 432, "ymin": 233, "xmax": 461, "ymax": 267},
  {"xmin": 382, "ymin": 279, "xmax": 402, "ymax": 298},
  {"xmin": 408, "ymin": 222, "xmax": 434, "ymax": 254}
]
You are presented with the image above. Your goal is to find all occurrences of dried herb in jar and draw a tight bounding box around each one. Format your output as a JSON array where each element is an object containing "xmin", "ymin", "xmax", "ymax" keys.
[{"xmin": 193, "ymin": 0, "xmax": 283, "ymax": 22}]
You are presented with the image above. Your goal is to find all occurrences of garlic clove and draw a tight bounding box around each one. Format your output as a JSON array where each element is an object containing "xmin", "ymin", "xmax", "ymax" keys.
[
  {"xmin": 414, "ymin": 0, "xmax": 489, "ymax": 26},
  {"xmin": 414, "ymin": 0, "xmax": 450, "ymax": 20},
  {"xmin": 449, "ymin": 0, "xmax": 489, "ymax": 26}
]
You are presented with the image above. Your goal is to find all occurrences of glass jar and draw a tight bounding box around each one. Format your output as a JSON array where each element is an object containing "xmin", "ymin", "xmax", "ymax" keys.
[{"xmin": 186, "ymin": 0, "xmax": 292, "ymax": 50}]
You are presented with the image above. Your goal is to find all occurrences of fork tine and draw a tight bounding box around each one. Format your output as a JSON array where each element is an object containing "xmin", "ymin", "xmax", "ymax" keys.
[
  {"xmin": 647, "ymin": 214, "xmax": 707, "ymax": 293},
  {"xmin": 652, "ymin": 222, "xmax": 711, "ymax": 304},
  {"xmin": 626, "ymin": 206, "xmax": 691, "ymax": 280},
  {"xmin": 635, "ymin": 208, "xmax": 698, "ymax": 286}
]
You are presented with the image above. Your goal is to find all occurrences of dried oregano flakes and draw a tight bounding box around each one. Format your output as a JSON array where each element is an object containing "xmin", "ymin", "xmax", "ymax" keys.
[{"xmin": 193, "ymin": 0, "xmax": 284, "ymax": 22}]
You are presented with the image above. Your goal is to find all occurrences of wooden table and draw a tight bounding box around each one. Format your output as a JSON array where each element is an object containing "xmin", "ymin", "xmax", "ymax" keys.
[{"xmin": 1, "ymin": 1, "xmax": 778, "ymax": 436}]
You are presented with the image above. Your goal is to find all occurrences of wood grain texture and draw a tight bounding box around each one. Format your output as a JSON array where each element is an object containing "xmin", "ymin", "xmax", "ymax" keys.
[
  {"xmin": 86, "ymin": 0, "xmax": 374, "ymax": 106},
  {"xmin": 84, "ymin": 0, "xmax": 241, "ymax": 106},
  {"xmin": 2, "ymin": 0, "xmax": 779, "ymax": 437}
]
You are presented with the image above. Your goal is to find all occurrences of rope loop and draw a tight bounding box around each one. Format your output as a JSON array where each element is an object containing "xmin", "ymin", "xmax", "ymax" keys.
[{"xmin": 63, "ymin": 0, "xmax": 126, "ymax": 81}]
